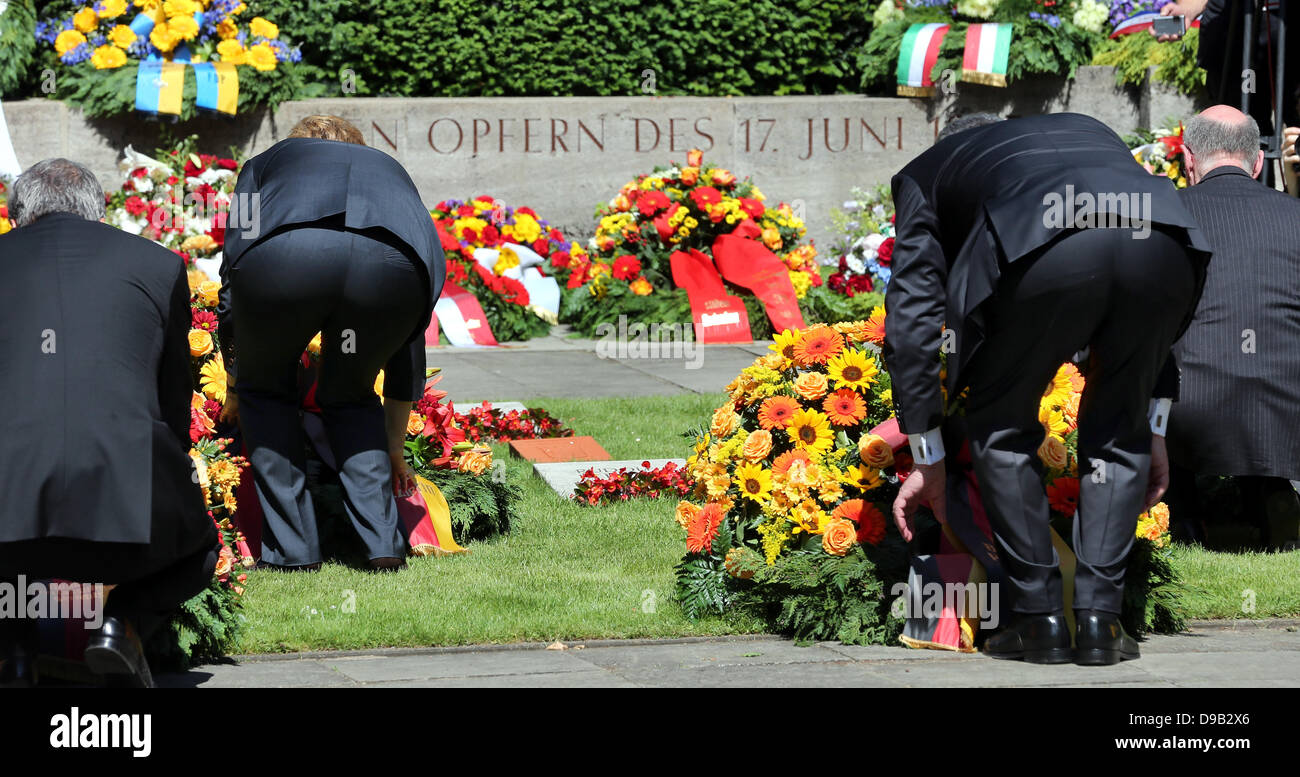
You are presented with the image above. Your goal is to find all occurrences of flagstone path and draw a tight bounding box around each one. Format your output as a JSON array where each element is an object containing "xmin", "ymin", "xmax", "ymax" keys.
[
  {"xmin": 160, "ymin": 619, "xmax": 1300, "ymax": 688},
  {"xmin": 427, "ymin": 326, "xmax": 770, "ymax": 401}
]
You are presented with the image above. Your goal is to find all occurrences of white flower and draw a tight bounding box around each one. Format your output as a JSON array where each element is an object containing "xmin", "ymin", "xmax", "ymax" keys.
[
  {"xmin": 842, "ymin": 201, "xmax": 861, "ymax": 212},
  {"xmin": 1072, "ymin": 0, "xmax": 1109, "ymax": 34},
  {"xmin": 956, "ymin": 0, "xmax": 998, "ymax": 19},
  {"xmin": 846, "ymin": 255, "xmax": 866, "ymax": 274},
  {"xmin": 873, "ymin": 1, "xmax": 904, "ymax": 25},
  {"xmin": 864, "ymin": 233, "xmax": 886, "ymax": 251}
]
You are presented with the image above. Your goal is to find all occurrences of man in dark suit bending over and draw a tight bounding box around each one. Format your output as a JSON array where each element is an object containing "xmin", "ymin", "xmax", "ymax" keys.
[{"xmin": 886, "ymin": 113, "xmax": 1211, "ymax": 665}]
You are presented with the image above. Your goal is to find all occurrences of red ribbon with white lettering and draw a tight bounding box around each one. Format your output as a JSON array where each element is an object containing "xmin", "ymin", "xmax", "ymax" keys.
[{"xmin": 669, "ymin": 248, "xmax": 751, "ymax": 344}]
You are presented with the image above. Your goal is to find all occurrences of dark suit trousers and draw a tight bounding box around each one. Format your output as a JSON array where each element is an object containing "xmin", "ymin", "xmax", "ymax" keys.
[
  {"xmin": 961, "ymin": 226, "xmax": 1198, "ymax": 615},
  {"xmin": 230, "ymin": 224, "xmax": 426, "ymax": 566}
]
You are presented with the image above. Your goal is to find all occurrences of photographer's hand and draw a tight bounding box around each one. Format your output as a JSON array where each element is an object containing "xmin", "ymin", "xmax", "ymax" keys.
[{"xmin": 1154, "ymin": 0, "xmax": 1208, "ymax": 41}]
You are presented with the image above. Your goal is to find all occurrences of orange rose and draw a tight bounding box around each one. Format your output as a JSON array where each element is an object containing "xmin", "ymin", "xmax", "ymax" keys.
[
  {"xmin": 188, "ymin": 328, "xmax": 214, "ymax": 357},
  {"xmin": 214, "ymin": 545, "xmax": 235, "ymax": 577},
  {"xmin": 680, "ymin": 167, "xmax": 699, "ymax": 186},
  {"xmin": 710, "ymin": 168, "xmax": 736, "ymax": 186},
  {"xmin": 762, "ymin": 227, "xmax": 782, "ymax": 251},
  {"xmin": 821, "ymin": 517, "xmax": 857, "ymax": 556},
  {"xmin": 675, "ymin": 500, "xmax": 700, "ymax": 530},
  {"xmin": 794, "ymin": 372, "xmax": 829, "ymax": 401},
  {"xmin": 198, "ymin": 280, "xmax": 221, "ymax": 307},
  {"xmin": 859, "ymin": 434, "xmax": 894, "ymax": 468},
  {"xmin": 1038, "ymin": 434, "xmax": 1069, "ymax": 470},
  {"xmin": 742, "ymin": 429, "xmax": 773, "ymax": 461},
  {"xmin": 710, "ymin": 406, "xmax": 740, "ymax": 438},
  {"xmin": 686, "ymin": 149, "xmax": 703, "ymax": 168},
  {"xmin": 456, "ymin": 447, "xmax": 493, "ymax": 476},
  {"xmin": 406, "ymin": 411, "xmax": 425, "ymax": 436}
]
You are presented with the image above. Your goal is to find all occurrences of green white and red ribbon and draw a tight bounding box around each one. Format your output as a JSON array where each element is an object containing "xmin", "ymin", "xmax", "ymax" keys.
[
  {"xmin": 961, "ymin": 23, "xmax": 1012, "ymax": 87},
  {"xmin": 896, "ymin": 23, "xmax": 950, "ymax": 97}
]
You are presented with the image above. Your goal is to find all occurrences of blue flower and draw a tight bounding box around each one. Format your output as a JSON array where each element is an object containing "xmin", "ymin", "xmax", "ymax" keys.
[{"xmin": 60, "ymin": 43, "xmax": 92, "ymax": 65}]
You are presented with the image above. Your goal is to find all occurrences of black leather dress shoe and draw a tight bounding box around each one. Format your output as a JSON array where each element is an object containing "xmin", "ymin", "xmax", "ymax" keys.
[
  {"xmin": 84, "ymin": 616, "xmax": 154, "ymax": 688},
  {"xmin": 0, "ymin": 629, "xmax": 39, "ymax": 688},
  {"xmin": 983, "ymin": 613, "xmax": 1073, "ymax": 664},
  {"xmin": 1074, "ymin": 609, "xmax": 1140, "ymax": 666}
]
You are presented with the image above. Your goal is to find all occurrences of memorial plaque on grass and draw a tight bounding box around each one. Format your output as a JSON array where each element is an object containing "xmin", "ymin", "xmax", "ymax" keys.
[{"xmin": 509, "ymin": 436, "xmax": 610, "ymax": 463}]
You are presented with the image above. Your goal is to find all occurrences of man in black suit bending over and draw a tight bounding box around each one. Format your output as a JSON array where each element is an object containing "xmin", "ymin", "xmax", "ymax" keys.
[
  {"xmin": 886, "ymin": 113, "xmax": 1211, "ymax": 665},
  {"xmin": 0, "ymin": 159, "xmax": 218, "ymax": 687}
]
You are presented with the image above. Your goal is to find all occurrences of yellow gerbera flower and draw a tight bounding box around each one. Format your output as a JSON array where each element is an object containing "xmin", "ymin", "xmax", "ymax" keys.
[
  {"xmin": 73, "ymin": 7, "xmax": 99, "ymax": 33},
  {"xmin": 734, "ymin": 462, "xmax": 772, "ymax": 503},
  {"xmin": 1038, "ymin": 403, "xmax": 1069, "ymax": 437},
  {"xmin": 769, "ymin": 329, "xmax": 799, "ymax": 368},
  {"xmin": 54, "ymin": 29, "xmax": 87, "ymax": 55},
  {"xmin": 826, "ymin": 348, "xmax": 878, "ymax": 391},
  {"xmin": 200, "ymin": 356, "xmax": 228, "ymax": 403},
  {"xmin": 107, "ymin": 24, "xmax": 136, "ymax": 48},
  {"xmin": 90, "ymin": 44, "xmax": 127, "ymax": 69},
  {"xmin": 245, "ymin": 42, "xmax": 278, "ymax": 71},
  {"xmin": 786, "ymin": 408, "xmax": 834, "ymax": 454}
]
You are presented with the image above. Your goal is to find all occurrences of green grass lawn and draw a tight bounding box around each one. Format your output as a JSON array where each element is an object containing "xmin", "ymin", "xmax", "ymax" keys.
[{"xmin": 235, "ymin": 393, "xmax": 1300, "ymax": 654}]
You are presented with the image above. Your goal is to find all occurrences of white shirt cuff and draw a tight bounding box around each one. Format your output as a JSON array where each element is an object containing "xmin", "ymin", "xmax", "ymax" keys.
[
  {"xmin": 908, "ymin": 428, "xmax": 946, "ymax": 465},
  {"xmin": 1149, "ymin": 398, "xmax": 1172, "ymax": 436}
]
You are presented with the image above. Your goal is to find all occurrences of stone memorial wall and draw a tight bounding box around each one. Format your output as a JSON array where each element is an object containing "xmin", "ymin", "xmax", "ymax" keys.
[{"xmin": 3, "ymin": 67, "xmax": 1199, "ymax": 251}]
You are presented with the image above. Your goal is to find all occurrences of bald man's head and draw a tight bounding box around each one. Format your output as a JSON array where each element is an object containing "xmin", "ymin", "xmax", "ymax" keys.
[{"xmin": 1183, "ymin": 105, "xmax": 1262, "ymax": 181}]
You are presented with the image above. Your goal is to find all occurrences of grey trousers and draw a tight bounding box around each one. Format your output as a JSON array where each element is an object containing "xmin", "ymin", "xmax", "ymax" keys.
[{"xmin": 961, "ymin": 226, "xmax": 1199, "ymax": 615}]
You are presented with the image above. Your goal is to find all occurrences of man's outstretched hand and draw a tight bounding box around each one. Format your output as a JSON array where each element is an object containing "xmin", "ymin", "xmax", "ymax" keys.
[
  {"xmin": 892, "ymin": 460, "xmax": 947, "ymax": 542},
  {"xmin": 1146, "ymin": 434, "xmax": 1170, "ymax": 511}
]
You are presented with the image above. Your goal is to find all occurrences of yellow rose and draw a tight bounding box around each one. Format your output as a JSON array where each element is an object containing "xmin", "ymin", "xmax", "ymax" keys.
[
  {"xmin": 710, "ymin": 406, "xmax": 739, "ymax": 439},
  {"xmin": 90, "ymin": 44, "xmax": 127, "ymax": 69},
  {"xmin": 55, "ymin": 29, "xmax": 87, "ymax": 55},
  {"xmin": 197, "ymin": 280, "xmax": 221, "ymax": 307},
  {"xmin": 188, "ymin": 329, "xmax": 214, "ymax": 357},
  {"xmin": 675, "ymin": 501, "xmax": 700, "ymax": 530},
  {"xmin": 821, "ymin": 518, "xmax": 858, "ymax": 556},
  {"xmin": 1038, "ymin": 434, "xmax": 1069, "ymax": 471},
  {"xmin": 406, "ymin": 411, "xmax": 425, "ymax": 437},
  {"xmin": 762, "ymin": 227, "xmax": 782, "ymax": 251},
  {"xmin": 73, "ymin": 7, "xmax": 99, "ymax": 33},
  {"xmin": 181, "ymin": 233, "xmax": 217, "ymax": 254},
  {"xmin": 216, "ymin": 38, "xmax": 245, "ymax": 64},
  {"xmin": 244, "ymin": 42, "xmax": 278, "ymax": 71},
  {"xmin": 168, "ymin": 14, "xmax": 199, "ymax": 41},
  {"xmin": 107, "ymin": 24, "xmax": 136, "ymax": 48},
  {"xmin": 859, "ymin": 434, "xmax": 894, "ymax": 469},
  {"xmin": 742, "ymin": 429, "xmax": 773, "ymax": 461},
  {"xmin": 794, "ymin": 371, "xmax": 828, "ymax": 401},
  {"xmin": 249, "ymin": 16, "xmax": 279, "ymax": 39}
]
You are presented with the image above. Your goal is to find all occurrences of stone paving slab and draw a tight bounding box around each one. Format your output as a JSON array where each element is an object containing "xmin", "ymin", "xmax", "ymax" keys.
[
  {"xmin": 532, "ymin": 458, "xmax": 686, "ymax": 498},
  {"xmin": 158, "ymin": 622, "xmax": 1300, "ymax": 689}
]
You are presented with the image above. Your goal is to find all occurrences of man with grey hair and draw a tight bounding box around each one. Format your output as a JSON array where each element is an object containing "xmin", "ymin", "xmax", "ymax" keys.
[
  {"xmin": 1165, "ymin": 106, "xmax": 1300, "ymax": 549},
  {"xmin": 0, "ymin": 158, "xmax": 218, "ymax": 687}
]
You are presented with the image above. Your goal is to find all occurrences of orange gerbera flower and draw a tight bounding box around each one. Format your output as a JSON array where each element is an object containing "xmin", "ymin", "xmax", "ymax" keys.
[
  {"xmin": 863, "ymin": 306, "xmax": 886, "ymax": 345},
  {"xmin": 757, "ymin": 396, "xmax": 800, "ymax": 431},
  {"xmin": 771, "ymin": 448, "xmax": 812, "ymax": 476},
  {"xmin": 792, "ymin": 325, "xmax": 843, "ymax": 366},
  {"xmin": 823, "ymin": 388, "xmax": 866, "ymax": 426},
  {"xmin": 1046, "ymin": 477, "xmax": 1080, "ymax": 517},
  {"xmin": 686, "ymin": 502, "xmax": 726, "ymax": 554},
  {"xmin": 832, "ymin": 498, "xmax": 888, "ymax": 545}
]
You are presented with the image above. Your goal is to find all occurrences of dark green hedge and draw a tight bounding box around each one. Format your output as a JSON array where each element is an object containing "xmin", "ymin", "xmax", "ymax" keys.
[{"xmin": 246, "ymin": 0, "xmax": 874, "ymax": 98}]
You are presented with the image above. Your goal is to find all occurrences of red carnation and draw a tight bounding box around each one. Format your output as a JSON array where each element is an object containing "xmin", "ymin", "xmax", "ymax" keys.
[
  {"xmin": 480, "ymin": 224, "xmax": 499, "ymax": 245},
  {"xmin": 215, "ymin": 158, "xmax": 238, "ymax": 170},
  {"xmin": 876, "ymin": 237, "xmax": 894, "ymax": 267},
  {"xmin": 124, "ymin": 195, "xmax": 148, "ymax": 216},
  {"xmin": 551, "ymin": 250, "xmax": 571, "ymax": 269},
  {"xmin": 533, "ymin": 238, "xmax": 550, "ymax": 255},
  {"xmin": 457, "ymin": 205, "xmax": 476, "ymax": 218}
]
